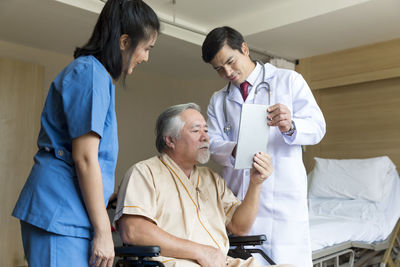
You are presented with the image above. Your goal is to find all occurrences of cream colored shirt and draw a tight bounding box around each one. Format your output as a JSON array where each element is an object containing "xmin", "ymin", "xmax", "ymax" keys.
[{"xmin": 114, "ymin": 154, "xmax": 264, "ymax": 267}]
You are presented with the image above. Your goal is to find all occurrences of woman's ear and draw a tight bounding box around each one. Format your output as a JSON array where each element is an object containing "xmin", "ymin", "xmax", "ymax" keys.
[{"xmin": 120, "ymin": 34, "xmax": 130, "ymax": 51}]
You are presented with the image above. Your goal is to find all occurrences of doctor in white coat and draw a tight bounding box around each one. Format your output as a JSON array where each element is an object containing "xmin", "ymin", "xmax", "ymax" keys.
[{"xmin": 201, "ymin": 26, "xmax": 326, "ymax": 267}]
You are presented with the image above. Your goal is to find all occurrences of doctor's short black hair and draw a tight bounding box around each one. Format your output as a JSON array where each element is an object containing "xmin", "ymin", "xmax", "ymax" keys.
[{"xmin": 201, "ymin": 26, "xmax": 245, "ymax": 63}]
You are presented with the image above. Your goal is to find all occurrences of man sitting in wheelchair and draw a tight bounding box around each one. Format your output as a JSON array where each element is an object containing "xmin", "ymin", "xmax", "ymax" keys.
[{"xmin": 114, "ymin": 103, "xmax": 293, "ymax": 267}]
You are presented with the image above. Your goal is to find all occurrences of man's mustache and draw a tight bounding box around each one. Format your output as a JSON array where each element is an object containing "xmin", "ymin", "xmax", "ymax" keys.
[{"xmin": 198, "ymin": 142, "xmax": 209, "ymax": 149}]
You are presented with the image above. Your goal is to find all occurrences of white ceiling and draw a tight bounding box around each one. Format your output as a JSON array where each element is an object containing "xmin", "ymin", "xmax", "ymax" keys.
[{"xmin": 1, "ymin": 0, "xmax": 400, "ymax": 77}]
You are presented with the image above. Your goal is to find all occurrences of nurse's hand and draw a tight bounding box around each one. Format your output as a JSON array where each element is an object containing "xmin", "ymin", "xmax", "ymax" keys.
[
  {"xmin": 267, "ymin": 103, "xmax": 292, "ymax": 133},
  {"xmin": 90, "ymin": 230, "xmax": 115, "ymax": 267},
  {"xmin": 250, "ymin": 152, "xmax": 273, "ymax": 185}
]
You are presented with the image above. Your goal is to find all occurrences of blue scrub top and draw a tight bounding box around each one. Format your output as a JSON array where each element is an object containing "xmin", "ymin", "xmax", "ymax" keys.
[{"xmin": 12, "ymin": 55, "xmax": 118, "ymax": 239}]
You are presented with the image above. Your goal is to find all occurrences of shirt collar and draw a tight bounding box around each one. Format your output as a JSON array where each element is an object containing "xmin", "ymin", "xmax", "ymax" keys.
[
  {"xmin": 159, "ymin": 153, "xmax": 198, "ymax": 180},
  {"xmin": 246, "ymin": 61, "xmax": 262, "ymax": 87}
]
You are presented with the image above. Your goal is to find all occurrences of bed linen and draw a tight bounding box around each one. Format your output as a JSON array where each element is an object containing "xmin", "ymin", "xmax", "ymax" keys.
[{"xmin": 309, "ymin": 158, "xmax": 400, "ymax": 252}]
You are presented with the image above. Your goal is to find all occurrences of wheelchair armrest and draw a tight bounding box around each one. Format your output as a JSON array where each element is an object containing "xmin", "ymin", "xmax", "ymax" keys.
[
  {"xmin": 115, "ymin": 245, "xmax": 161, "ymax": 257},
  {"xmin": 228, "ymin": 235, "xmax": 275, "ymax": 265},
  {"xmin": 229, "ymin": 234, "xmax": 267, "ymax": 246}
]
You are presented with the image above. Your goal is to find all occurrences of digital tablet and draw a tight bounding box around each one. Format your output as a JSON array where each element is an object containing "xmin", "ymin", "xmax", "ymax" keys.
[{"xmin": 234, "ymin": 104, "xmax": 269, "ymax": 169}]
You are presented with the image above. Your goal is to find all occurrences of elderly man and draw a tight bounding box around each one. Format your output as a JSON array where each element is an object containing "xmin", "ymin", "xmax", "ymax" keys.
[{"xmin": 114, "ymin": 103, "xmax": 292, "ymax": 267}]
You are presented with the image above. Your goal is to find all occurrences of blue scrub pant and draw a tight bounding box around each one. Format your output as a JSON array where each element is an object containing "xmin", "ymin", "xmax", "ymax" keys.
[{"xmin": 20, "ymin": 221, "xmax": 91, "ymax": 267}]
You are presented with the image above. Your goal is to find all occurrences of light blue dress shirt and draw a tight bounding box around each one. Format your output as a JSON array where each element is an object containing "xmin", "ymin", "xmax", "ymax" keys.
[{"xmin": 13, "ymin": 55, "xmax": 118, "ymax": 239}]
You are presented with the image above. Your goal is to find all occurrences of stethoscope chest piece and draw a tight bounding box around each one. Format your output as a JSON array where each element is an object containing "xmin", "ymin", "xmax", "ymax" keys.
[{"xmin": 224, "ymin": 123, "xmax": 231, "ymax": 133}]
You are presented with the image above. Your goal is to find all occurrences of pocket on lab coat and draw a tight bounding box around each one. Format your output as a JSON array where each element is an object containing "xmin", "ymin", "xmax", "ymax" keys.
[
  {"xmin": 269, "ymin": 157, "xmax": 309, "ymax": 221},
  {"xmin": 273, "ymin": 156, "xmax": 307, "ymax": 193},
  {"xmin": 269, "ymin": 218, "xmax": 310, "ymax": 245}
]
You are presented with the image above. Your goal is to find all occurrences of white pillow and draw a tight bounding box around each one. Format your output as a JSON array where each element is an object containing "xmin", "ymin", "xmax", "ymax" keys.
[{"xmin": 308, "ymin": 156, "xmax": 396, "ymax": 203}]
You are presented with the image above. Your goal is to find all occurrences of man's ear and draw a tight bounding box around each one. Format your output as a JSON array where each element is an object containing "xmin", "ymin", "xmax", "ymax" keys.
[
  {"xmin": 120, "ymin": 34, "xmax": 130, "ymax": 51},
  {"xmin": 164, "ymin": 136, "xmax": 175, "ymax": 149},
  {"xmin": 241, "ymin": 42, "xmax": 250, "ymax": 56}
]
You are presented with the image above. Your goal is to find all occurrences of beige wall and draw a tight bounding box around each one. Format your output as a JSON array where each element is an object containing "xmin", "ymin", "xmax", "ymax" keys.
[
  {"xmin": 296, "ymin": 38, "xmax": 400, "ymax": 173},
  {"xmin": 0, "ymin": 57, "xmax": 44, "ymax": 267},
  {"xmin": 0, "ymin": 40, "xmax": 224, "ymax": 266},
  {"xmin": 0, "ymin": 40, "xmax": 73, "ymax": 101}
]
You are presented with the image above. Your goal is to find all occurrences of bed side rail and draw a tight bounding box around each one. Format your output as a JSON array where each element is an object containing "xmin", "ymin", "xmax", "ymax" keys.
[{"xmin": 380, "ymin": 219, "xmax": 400, "ymax": 267}]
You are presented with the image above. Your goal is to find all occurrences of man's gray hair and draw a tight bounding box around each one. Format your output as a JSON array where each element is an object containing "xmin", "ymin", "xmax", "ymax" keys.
[{"xmin": 155, "ymin": 103, "xmax": 201, "ymax": 153}]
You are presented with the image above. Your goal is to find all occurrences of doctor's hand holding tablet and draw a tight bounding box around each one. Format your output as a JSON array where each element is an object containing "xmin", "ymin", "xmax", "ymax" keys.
[
  {"xmin": 234, "ymin": 102, "xmax": 294, "ymax": 170},
  {"xmin": 267, "ymin": 103, "xmax": 294, "ymax": 134}
]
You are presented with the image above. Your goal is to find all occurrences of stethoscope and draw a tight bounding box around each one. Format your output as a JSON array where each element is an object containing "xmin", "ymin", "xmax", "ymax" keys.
[{"xmin": 223, "ymin": 60, "xmax": 271, "ymax": 134}]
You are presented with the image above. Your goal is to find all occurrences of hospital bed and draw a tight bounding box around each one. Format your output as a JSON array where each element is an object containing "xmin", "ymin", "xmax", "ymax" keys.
[{"xmin": 307, "ymin": 156, "xmax": 400, "ymax": 267}]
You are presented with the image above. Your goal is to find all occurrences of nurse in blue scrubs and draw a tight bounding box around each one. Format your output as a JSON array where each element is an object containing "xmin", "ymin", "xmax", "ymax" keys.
[{"xmin": 12, "ymin": 1, "xmax": 160, "ymax": 266}]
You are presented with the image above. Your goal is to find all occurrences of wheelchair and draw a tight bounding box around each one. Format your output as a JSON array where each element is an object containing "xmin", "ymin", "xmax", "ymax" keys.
[
  {"xmin": 114, "ymin": 234, "xmax": 276, "ymax": 266},
  {"xmin": 108, "ymin": 198, "xmax": 276, "ymax": 267},
  {"xmin": 114, "ymin": 244, "xmax": 164, "ymax": 267}
]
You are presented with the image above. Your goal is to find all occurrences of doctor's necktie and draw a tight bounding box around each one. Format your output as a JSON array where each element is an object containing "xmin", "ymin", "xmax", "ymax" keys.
[{"xmin": 240, "ymin": 81, "xmax": 250, "ymax": 101}]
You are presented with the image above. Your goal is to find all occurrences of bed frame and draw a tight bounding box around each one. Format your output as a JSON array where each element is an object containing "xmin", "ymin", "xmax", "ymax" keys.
[{"xmin": 312, "ymin": 219, "xmax": 400, "ymax": 267}]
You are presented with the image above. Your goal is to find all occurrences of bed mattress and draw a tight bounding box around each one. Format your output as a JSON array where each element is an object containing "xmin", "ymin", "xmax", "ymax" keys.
[{"xmin": 309, "ymin": 173, "xmax": 400, "ymax": 252}]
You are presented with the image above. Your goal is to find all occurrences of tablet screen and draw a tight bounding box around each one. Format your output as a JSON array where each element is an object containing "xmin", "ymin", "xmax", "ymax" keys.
[{"xmin": 234, "ymin": 104, "xmax": 269, "ymax": 169}]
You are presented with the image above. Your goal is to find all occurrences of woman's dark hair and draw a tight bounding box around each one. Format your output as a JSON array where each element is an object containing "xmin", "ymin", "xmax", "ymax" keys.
[
  {"xmin": 202, "ymin": 26, "xmax": 245, "ymax": 63},
  {"xmin": 74, "ymin": 0, "xmax": 160, "ymax": 80}
]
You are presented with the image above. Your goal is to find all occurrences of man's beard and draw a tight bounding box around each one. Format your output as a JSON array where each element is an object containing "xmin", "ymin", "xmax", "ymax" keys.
[{"xmin": 197, "ymin": 143, "xmax": 210, "ymax": 164}]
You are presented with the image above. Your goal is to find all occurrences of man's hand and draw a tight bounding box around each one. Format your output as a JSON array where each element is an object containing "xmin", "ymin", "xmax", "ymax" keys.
[
  {"xmin": 267, "ymin": 104, "xmax": 292, "ymax": 133},
  {"xmin": 196, "ymin": 245, "xmax": 226, "ymax": 267},
  {"xmin": 250, "ymin": 152, "xmax": 273, "ymax": 185},
  {"xmin": 227, "ymin": 152, "xmax": 273, "ymax": 235}
]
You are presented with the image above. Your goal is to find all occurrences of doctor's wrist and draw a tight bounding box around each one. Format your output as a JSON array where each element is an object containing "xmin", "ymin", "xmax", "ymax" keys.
[{"xmin": 283, "ymin": 120, "xmax": 296, "ymax": 136}]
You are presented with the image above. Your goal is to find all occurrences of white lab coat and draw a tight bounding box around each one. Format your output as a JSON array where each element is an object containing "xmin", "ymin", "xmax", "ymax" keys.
[{"xmin": 207, "ymin": 62, "xmax": 326, "ymax": 267}]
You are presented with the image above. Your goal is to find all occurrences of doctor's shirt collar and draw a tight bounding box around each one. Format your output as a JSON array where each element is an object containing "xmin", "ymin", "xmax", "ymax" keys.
[{"xmin": 246, "ymin": 61, "xmax": 262, "ymax": 87}]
